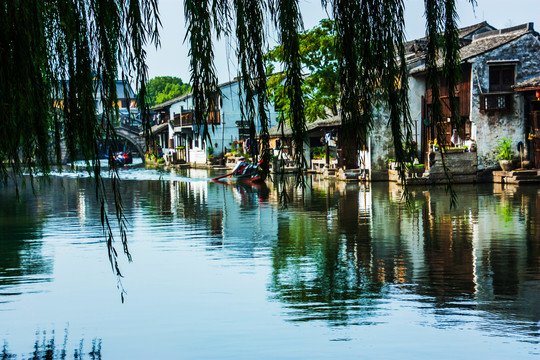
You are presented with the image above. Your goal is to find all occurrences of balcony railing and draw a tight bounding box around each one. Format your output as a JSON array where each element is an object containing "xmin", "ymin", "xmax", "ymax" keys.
[
  {"xmin": 176, "ymin": 110, "xmax": 219, "ymax": 127},
  {"xmin": 479, "ymin": 92, "xmax": 513, "ymax": 112},
  {"xmin": 172, "ymin": 113, "xmax": 181, "ymax": 127},
  {"xmin": 182, "ymin": 111, "xmax": 194, "ymax": 126}
]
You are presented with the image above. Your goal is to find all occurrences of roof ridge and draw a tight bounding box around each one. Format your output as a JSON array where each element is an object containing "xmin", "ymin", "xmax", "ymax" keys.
[{"xmin": 472, "ymin": 23, "xmax": 534, "ymax": 41}]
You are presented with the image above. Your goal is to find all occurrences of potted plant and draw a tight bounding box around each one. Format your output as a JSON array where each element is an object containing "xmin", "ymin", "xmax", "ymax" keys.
[{"xmin": 496, "ymin": 138, "xmax": 513, "ymax": 171}]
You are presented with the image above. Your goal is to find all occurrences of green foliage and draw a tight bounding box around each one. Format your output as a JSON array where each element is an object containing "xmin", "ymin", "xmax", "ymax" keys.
[
  {"xmin": 310, "ymin": 146, "xmax": 325, "ymax": 159},
  {"xmin": 403, "ymin": 141, "xmax": 418, "ymax": 160},
  {"xmin": 267, "ymin": 19, "xmax": 339, "ymax": 124},
  {"xmin": 495, "ymin": 138, "xmax": 513, "ymax": 160},
  {"xmin": 147, "ymin": 76, "xmax": 191, "ymax": 106}
]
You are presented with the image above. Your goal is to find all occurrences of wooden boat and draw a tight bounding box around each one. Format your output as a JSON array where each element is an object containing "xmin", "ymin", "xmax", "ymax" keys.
[
  {"xmin": 113, "ymin": 152, "xmax": 133, "ymax": 166},
  {"xmin": 211, "ymin": 159, "xmax": 265, "ymax": 183}
]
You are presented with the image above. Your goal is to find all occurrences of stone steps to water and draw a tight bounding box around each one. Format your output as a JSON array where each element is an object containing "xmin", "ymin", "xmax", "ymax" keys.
[
  {"xmin": 512, "ymin": 172, "xmax": 540, "ymax": 180},
  {"xmin": 506, "ymin": 177, "xmax": 540, "ymax": 184}
]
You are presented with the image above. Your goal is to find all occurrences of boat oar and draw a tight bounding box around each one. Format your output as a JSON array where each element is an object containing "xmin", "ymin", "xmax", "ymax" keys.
[{"xmin": 211, "ymin": 172, "xmax": 233, "ymax": 181}]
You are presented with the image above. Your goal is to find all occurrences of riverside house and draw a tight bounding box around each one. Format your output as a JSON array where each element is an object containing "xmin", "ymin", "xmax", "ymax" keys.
[
  {"xmin": 151, "ymin": 78, "xmax": 279, "ymax": 165},
  {"xmin": 371, "ymin": 22, "xmax": 540, "ymax": 182},
  {"xmin": 262, "ymin": 22, "xmax": 540, "ymax": 183}
]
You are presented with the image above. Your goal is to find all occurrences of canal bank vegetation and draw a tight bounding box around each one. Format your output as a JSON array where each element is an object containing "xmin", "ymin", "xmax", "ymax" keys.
[{"xmin": 2, "ymin": 0, "xmax": 475, "ymax": 298}]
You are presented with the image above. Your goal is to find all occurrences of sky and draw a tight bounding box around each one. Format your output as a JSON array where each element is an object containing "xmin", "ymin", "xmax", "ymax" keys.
[{"xmin": 145, "ymin": 0, "xmax": 540, "ymax": 83}]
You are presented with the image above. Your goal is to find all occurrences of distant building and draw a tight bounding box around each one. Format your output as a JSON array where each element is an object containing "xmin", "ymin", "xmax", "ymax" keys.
[{"xmin": 151, "ymin": 78, "xmax": 279, "ymax": 165}]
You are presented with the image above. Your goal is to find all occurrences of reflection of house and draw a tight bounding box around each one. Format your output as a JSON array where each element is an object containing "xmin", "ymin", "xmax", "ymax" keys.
[{"xmin": 151, "ymin": 79, "xmax": 279, "ymax": 164}]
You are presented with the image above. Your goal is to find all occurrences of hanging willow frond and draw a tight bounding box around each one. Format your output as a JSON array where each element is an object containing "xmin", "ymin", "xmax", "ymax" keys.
[
  {"xmin": 425, "ymin": 0, "xmax": 474, "ymax": 207},
  {"xmin": 273, "ymin": 0, "xmax": 307, "ymax": 186},
  {"xmin": 185, "ymin": 0, "xmax": 220, "ymax": 145},
  {"xmin": 332, "ymin": 0, "xmax": 413, "ymax": 192},
  {"xmin": 0, "ymin": 0, "xmax": 159, "ymax": 300},
  {"xmin": 234, "ymin": 0, "xmax": 271, "ymax": 177}
]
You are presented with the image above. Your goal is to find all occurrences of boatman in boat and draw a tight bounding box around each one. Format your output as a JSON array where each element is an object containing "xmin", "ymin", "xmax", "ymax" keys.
[{"xmin": 231, "ymin": 156, "xmax": 249, "ymax": 176}]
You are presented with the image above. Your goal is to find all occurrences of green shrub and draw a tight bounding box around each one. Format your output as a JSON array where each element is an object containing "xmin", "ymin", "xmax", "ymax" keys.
[{"xmin": 495, "ymin": 138, "xmax": 513, "ymax": 161}]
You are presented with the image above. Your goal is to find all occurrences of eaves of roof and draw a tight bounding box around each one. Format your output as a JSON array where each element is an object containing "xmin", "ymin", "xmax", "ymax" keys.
[
  {"xmin": 268, "ymin": 114, "xmax": 342, "ymax": 137},
  {"xmin": 410, "ymin": 24, "xmax": 535, "ymax": 75},
  {"xmin": 514, "ymin": 75, "xmax": 540, "ymax": 91},
  {"xmin": 460, "ymin": 26, "xmax": 531, "ymax": 61},
  {"xmin": 150, "ymin": 122, "xmax": 169, "ymax": 134},
  {"xmin": 151, "ymin": 92, "xmax": 192, "ymax": 111}
]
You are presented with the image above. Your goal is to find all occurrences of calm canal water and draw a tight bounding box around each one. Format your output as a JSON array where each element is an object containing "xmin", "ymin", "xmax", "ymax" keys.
[{"xmin": 1, "ymin": 168, "xmax": 539, "ymax": 359}]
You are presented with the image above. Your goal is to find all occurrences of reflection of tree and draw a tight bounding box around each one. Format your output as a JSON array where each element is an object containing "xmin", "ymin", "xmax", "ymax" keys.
[
  {"xmin": 269, "ymin": 184, "xmax": 385, "ymax": 325},
  {"xmin": 140, "ymin": 181, "xmax": 173, "ymax": 218},
  {"xmin": 2, "ymin": 329, "xmax": 101, "ymax": 360},
  {"xmin": 0, "ymin": 183, "xmax": 51, "ymax": 293}
]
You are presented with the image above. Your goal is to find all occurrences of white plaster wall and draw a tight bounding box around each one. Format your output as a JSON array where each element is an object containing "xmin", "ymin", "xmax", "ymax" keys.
[
  {"xmin": 370, "ymin": 106, "xmax": 395, "ymax": 174},
  {"xmin": 408, "ymin": 74, "xmax": 427, "ymax": 152},
  {"xmin": 369, "ymin": 75, "xmax": 426, "ymax": 176}
]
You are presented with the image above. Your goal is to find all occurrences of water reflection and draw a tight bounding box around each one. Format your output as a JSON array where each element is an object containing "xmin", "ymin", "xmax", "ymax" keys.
[
  {"xmin": 1, "ymin": 330, "xmax": 101, "ymax": 360},
  {"xmin": 1, "ymin": 172, "xmax": 539, "ymax": 357},
  {"xmin": 268, "ymin": 179, "xmax": 540, "ymax": 338},
  {"xmin": 0, "ymin": 183, "xmax": 52, "ymax": 299}
]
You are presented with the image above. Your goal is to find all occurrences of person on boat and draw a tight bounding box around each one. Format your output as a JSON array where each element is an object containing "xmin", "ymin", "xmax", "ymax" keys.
[{"xmin": 232, "ymin": 156, "xmax": 249, "ymax": 176}]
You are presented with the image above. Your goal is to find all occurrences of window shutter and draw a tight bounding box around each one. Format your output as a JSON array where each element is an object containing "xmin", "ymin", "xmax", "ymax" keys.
[
  {"xmin": 421, "ymin": 96, "xmax": 425, "ymax": 121},
  {"xmin": 479, "ymin": 94, "xmax": 485, "ymax": 111}
]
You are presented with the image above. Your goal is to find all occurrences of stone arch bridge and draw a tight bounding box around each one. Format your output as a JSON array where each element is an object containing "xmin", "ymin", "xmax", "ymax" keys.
[
  {"xmin": 59, "ymin": 125, "xmax": 147, "ymax": 164},
  {"xmin": 114, "ymin": 126, "xmax": 147, "ymax": 158}
]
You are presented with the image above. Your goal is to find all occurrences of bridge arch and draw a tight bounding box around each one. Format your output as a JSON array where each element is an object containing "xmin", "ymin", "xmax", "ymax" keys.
[
  {"xmin": 58, "ymin": 127, "xmax": 147, "ymax": 165},
  {"xmin": 114, "ymin": 127, "xmax": 147, "ymax": 160}
]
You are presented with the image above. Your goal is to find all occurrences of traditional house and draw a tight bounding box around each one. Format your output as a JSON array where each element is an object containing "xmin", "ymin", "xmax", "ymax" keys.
[
  {"xmin": 369, "ymin": 22, "xmax": 540, "ymax": 182},
  {"xmin": 151, "ymin": 78, "xmax": 279, "ymax": 165},
  {"xmin": 411, "ymin": 23, "xmax": 540, "ymax": 174}
]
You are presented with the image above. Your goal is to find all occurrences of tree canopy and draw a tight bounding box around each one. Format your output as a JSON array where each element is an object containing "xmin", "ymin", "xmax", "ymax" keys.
[
  {"xmin": 147, "ymin": 76, "xmax": 191, "ymax": 106},
  {"xmin": 266, "ymin": 19, "xmax": 339, "ymax": 125}
]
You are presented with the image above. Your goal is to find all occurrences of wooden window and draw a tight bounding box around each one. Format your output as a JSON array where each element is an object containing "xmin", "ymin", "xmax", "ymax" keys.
[{"xmin": 489, "ymin": 65, "xmax": 515, "ymax": 92}]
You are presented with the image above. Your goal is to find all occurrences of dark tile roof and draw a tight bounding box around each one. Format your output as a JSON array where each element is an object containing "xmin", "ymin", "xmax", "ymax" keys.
[
  {"xmin": 514, "ymin": 75, "xmax": 540, "ymax": 90},
  {"xmin": 268, "ymin": 114, "xmax": 342, "ymax": 137},
  {"xmin": 410, "ymin": 23, "xmax": 536, "ymax": 74},
  {"xmin": 404, "ymin": 21, "xmax": 496, "ymax": 68},
  {"xmin": 460, "ymin": 24, "xmax": 533, "ymax": 61}
]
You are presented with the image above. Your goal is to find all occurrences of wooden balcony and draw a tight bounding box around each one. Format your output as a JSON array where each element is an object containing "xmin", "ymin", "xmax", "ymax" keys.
[
  {"xmin": 208, "ymin": 110, "xmax": 220, "ymax": 125},
  {"xmin": 172, "ymin": 113, "xmax": 181, "ymax": 127},
  {"xmin": 177, "ymin": 110, "xmax": 219, "ymax": 127},
  {"xmin": 181, "ymin": 111, "xmax": 194, "ymax": 126}
]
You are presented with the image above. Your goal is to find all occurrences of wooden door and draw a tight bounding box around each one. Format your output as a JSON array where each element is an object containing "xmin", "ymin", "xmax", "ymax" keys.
[{"xmin": 533, "ymin": 111, "xmax": 540, "ymax": 169}]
